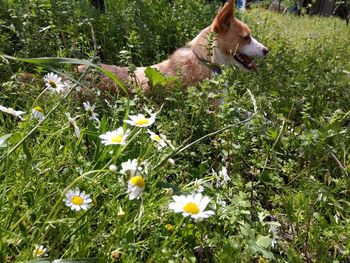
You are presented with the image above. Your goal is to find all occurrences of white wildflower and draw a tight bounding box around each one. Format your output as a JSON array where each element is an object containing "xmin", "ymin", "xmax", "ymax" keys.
[
  {"xmin": 65, "ymin": 112, "xmax": 80, "ymax": 138},
  {"xmin": 169, "ymin": 193, "xmax": 215, "ymax": 222},
  {"xmin": 83, "ymin": 101, "xmax": 100, "ymax": 125},
  {"xmin": 124, "ymin": 112, "xmax": 156, "ymax": 127},
  {"xmin": 31, "ymin": 106, "xmax": 45, "ymax": 121},
  {"xmin": 0, "ymin": 134, "xmax": 11, "ymax": 148},
  {"xmin": 193, "ymin": 178, "xmax": 204, "ymax": 193},
  {"xmin": 128, "ymin": 175, "xmax": 145, "ymax": 200},
  {"xmin": 43, "ymin": 72, "xmax": 67, "ymax": 94},
  {"xmin": 120, "ymin": 159, "xmax": 142, "ymax": 177},
  {"xmin": 33, "ymin": 245, "xmax": 48, "ymax": 258},
  {"xmin": 99, "ymin": 127, "xmax": 130, "ymax": 146},
  {"xmin": 64, "ymin": 188, "xmax": 92, "ymax": 211},
  {"xmin": 0, "ymin": 105, "xmax": 26, "ymax": 119},
  {"xmin": 147, "ymin": 129, "xmax": 167, "ymax": 149}
]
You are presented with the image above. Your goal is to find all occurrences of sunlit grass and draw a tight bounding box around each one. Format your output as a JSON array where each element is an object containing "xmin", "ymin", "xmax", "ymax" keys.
[{"xmin": 0, "ymin": 3, "xmax": 350, "ymax": 263}]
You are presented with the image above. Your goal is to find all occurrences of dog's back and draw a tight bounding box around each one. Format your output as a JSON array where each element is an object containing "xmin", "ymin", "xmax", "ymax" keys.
[{"xmin": 79, "ymin": 0, "xmax": 268, "ymax": 93}]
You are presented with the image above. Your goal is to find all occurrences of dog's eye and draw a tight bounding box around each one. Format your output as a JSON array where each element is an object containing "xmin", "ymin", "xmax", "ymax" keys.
[{"xmin": 243, "ymin": 35, "xmax": 251, "ymax": 41}]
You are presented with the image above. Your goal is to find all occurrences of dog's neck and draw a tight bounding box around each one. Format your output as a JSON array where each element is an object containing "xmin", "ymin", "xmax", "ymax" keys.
[
  {"xmin": 188, "ymin": 26, "xmax": 213, "ymax": 63},
  {"xmin": 188, "ymin": 27, "xmax": 236, "ymax": 75},
  {"xmin": 193, "ymin": 52, "xmax": 223, "ymax": 75},
  {"xmin": 154, "ymin": 27, "xmax": 229, "ymax": 85}
]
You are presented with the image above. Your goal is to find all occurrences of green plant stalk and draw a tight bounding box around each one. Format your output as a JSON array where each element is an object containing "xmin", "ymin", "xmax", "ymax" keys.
[
  {"xmin": 1, "ymin": 55, "xmax": 129, "ymax": 95},
  {"xmin": 37, "ymin": 169, "xmax": 107, "ymax": 243},
  {"xmin": 0, "ymin": 56, "xmax": 93, "ymax": 162},
  {"xmin": 151, "ymin": 89, "xmax": 258, "ymax": 171}
]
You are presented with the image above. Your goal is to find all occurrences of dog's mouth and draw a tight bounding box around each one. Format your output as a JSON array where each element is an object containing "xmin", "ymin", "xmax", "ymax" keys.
[{"xmin": 233, "ymin": 53, "xmax": 256, "ymax": 70}]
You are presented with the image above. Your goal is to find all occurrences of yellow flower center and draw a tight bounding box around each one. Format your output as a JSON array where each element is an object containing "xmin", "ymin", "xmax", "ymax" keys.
[
  {"xmin": 165, "ymin": 224, "xmax": 174, "ymax": 231},
  {"xmin": 48, "ymin": 80, "xmax": 57, "ymax": 88},
  {"xmin": 35, "ymin": 249, "xmax": 44, "ymax": 257},
  {"xmin": 153, "ymin": 134, "xmax": 161, "ymax": 141},
  {"xmin": 130, "ymin": 176, "xmax": 145, "ymax": 187},
  {"xmin": 183, "ymin": 202, "xmax": 200, "ymax": 214},
  {"xmin": 135, "ymin": 118, "xmax": 150, "ymax": 126},
  {"xmin": 111, "ymin": 134, "xmax": 123, "ymax": 143},
  {"xmin": 34, "ymin": 106, "xmax": 43, "ymax": 112},
  {"xmin": 71, "ymin": 195, "xmax": 84, "ymax": 205}
]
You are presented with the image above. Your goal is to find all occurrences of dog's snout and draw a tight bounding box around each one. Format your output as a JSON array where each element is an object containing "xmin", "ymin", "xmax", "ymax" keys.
[{"xmin": 263, "ymin": 48, "xmax": 269, "ymax": 56}]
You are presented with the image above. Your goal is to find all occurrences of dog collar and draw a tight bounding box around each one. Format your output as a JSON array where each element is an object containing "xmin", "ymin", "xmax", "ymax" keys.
[{"xmin": 193, "ymin": 52, "xmax": 223, "ymax": 75}]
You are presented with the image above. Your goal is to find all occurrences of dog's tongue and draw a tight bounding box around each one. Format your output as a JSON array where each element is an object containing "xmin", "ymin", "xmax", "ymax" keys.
[{"xmin": 241, "ymin": 54, "xmax": 256, "ymax": 70}]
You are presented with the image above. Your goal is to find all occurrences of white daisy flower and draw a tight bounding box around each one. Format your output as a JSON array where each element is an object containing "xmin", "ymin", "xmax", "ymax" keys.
[
  {"xmin": 147, "ymin": 129, "xmax": 167, "ymax": 149},
  {"xmin": 0, "ymin": 134, "xmax": 11, "ymax": 148},
  {"xmin": 0, "ymin": 105, "xmax": 26, "ymax": 119},
  {"xmin": 169, "ymin": 193, "xmax": 215, "ymax": 222},
  {"xmin": 43, "ymin": 72, "xmax": 67, "ymax": 94},
  {"xmin": 64, "ymin": 188, "xmax": 92, "ymax": 211},
  {"xmin": 83, "ymin": 101, "xmax": 95, "ymax": 112},
  {"xmin": 99, "ymin": 127, "xmax": 129, "ymax": 146},
  {"xmin": 124, "ymin": 112, "xmax": 156, "ymax": 127},
  {"xmin": 128, "ymin": 175, "xmax": 145, "ymax": 200},
  {"xmin": 120, "ymin": 159, "xmax": 142, "ymax": 177},
  {"xmin": 83, "ymin": 101, "xmax": 100, "ymax": 124},
  {"xmin": 193, "ymin": 178, "xmax": 204, "ymax": 193},
  {"xmin": 31, "ymin": 106, "xmax": 45, "ymax": 121},
  {"xmin": 33, "ymin": 245, "xmax": 48, "ymax": 258},
  {"xmin": 65, "ymin": 113, "xmax": 80, "ymax": 138}
]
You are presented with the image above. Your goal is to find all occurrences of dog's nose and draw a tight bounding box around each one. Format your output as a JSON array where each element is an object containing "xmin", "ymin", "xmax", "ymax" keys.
[{"xmin": 263, "ymin": 48, "xmax": 269, "ymax": 56}]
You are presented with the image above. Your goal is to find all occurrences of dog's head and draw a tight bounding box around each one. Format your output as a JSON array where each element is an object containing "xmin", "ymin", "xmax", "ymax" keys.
[{"xmin": 211, "ymin": 0, "xmax": 268, "ymax": 70}]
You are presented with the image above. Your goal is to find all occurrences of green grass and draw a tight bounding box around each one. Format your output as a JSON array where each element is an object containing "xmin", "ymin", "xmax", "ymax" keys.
[{"xmin": 0, "ymin": 1, "xmax": 350, "ymax": 262}]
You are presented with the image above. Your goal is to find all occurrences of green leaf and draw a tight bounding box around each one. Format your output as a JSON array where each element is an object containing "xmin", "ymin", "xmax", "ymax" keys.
[
  {"xmin": 144, "ymin": 67, "xmax": 168, "ymax": 86},
  {"xmin": 22, "ymin": 141, "xmax": 32, "ymax": 161},
  {"xmin": 125, "ymin": 228, "xmax": 134, "ymax": 243},
  {"xmin": 256, "ymin": 234, "xmax": 272, "ymax": 249},
  {"xmin": 1, "ymin": 55, "xmax": 128, "ymax": 96},
  {"xmin": 239, "ymin": 222, "xmax": 254, "ymax": 238},
  {"xmin": 251, "ymin": 240, "xmax": 275, "ymax": 260}
]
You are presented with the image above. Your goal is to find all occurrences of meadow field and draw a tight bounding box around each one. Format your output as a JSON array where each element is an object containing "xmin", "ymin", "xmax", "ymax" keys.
[{"xmin": 0, "ymin": 0, "xmax": 349, "ymax": 262}]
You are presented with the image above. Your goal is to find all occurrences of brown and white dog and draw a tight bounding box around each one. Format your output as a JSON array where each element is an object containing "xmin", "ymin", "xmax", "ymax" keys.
[{"xmin": 82, "ymin": 0, "xmax": 268, "ymax": 92}]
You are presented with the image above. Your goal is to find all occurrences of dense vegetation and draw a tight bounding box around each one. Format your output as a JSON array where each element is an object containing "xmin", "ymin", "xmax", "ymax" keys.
[{"xmin": 0, "ymin": 0, "xmax": 349, "ymax": 262}]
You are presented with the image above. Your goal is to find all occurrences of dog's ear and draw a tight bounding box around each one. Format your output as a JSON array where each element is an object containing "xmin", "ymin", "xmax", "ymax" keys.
[{"xmin": 212, "ymin": 0, "xmax": 235, "ymax": 33}]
